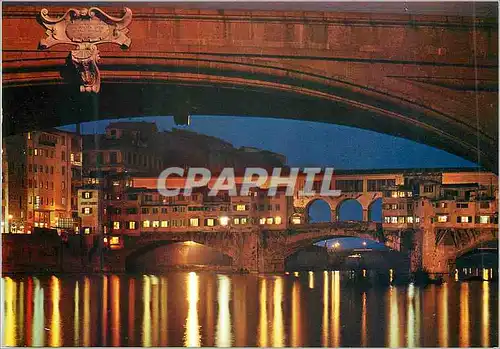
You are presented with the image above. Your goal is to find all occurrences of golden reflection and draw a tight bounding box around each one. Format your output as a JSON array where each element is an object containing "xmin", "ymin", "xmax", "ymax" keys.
[
  {"xmin": 18, "ymin": 281, "xmax": 25, "ymax": 344},
  {"xmin": 258, "ymin": 278, "xmax": 268, "ymax": 347},
  {"xmin": 128, "ymin": 278, "xmax": 136, "ymax": 345},
  {"xmin": 74, "ymin": 281, "xmax": 80, "ymax": 346},
  {"xmin": 205, "ymin": 277, "xmax": 215, "ymax": 346},
  {"xmin": 111, "ymin": 275, "xmax": 120, "ymax": 346},
  {"xmin": 185, "ymin": 272, "xmax": 201, "ymax": 347},
  {"xmin": 482, "ymin": 268, "xmax": 489, "ymax": 281},
  {"xmin": 361, "ymin": 292, "xmax": 367, "ymax": 347},
  {"xmin": 3, "ymin": 277, "xmax": 17, "ymax": 347},
  {"xmin": 454, "ymin": 269, "xmax": 459, "ymax": 281},
  {"xmin": 233, "ymin": 278, "xmax": 247, "ymax": 346},
  {"xmin": 481, "ymin": 281, "xmax": 490, "ymax": 347},
  {"xmin": 438, "ymin": 282, "xmax": 449, "ymax": 347},
  {"xmin": 216, "ymin": 275, "xmax": 232, "ymax": 347},
  {"xmin": 406, "ymin": 284, "xmax": 418, "ymax": 347},
  {"xmin": 83, "ymin": 277, "xmax": 90, "ymax": 346},
  {"xmin": 387, "ymin": 286, "xmax": 399, "ymax": 348},
  {"xmin": 151, "ymin": 276, "xmax": 159, "ymax": 347},
  {"xmin": 459, "ymin": 282, "xmax": 470, "ymax": 347},
  {"xmin": 102, "ymin": 275, "xmax": 108, "ymax": 346},
  {"xmin": 389, "ymin": 269, "xmax": 394, "ymax": 284},
  {"xmin": 142, "ymin": 275, "xmax": 151, "ymax": 347},
  {"xmin": 293, "ymin": 272, "xmax": 299, "ymax": 277},
  {"xmin": 331, "ymin": 271, "xmax": 340, "ymax": 347},
  {"xmin": 32, "ymin": 278, "xmax": 45, "ymax": 347},
  {"xmin": 291, "ymin": 280, "xmax": 302, "ymax": 347},
  {"xmin": 322, "ymin": 271, "xmax": 329, "ymax": 346},
  {"xmin": 50, "ymin": 276, "xmax": 62, "ymax": 347},
  {"xmin": 272, "ymin": 277, "xmax": 284, "ymax": 347},
  {"xmin": 308, "ymin": 271, "xmax": 314, "ymax": 289},
  {"xmin": 160, "ymin": 278, "xmax": 168, "ymax": 346},
  {"xmin": 26, "ymin": 278, "xmax": 33, "ymax": 347}
]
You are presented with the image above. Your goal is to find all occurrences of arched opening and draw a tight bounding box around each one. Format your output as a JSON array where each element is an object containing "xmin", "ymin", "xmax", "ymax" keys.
[
  {"xmin": 455, "ymin": 240, "xmax": 498, "ymax": 269},
  {"xmin": 337, "ymin": 199, "xmax": 363, "ymax": 221},
  {"xmin": 286, "ymin": 237, "xmax": 406, "ymax": 272},
  {"xmin": 307, "ymin": 199, "xmax": 332, "ymax": 223},
  {"xmin": 368, "ymin": 198, "xmax": 382, "ymax": 222},
  {"xmin": 126, "ymin": 241, "xmax": 233, "ymax": 273}
]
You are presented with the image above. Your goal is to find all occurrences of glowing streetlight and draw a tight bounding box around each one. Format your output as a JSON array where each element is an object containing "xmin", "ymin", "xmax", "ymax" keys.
[{"xmin": 362, "ymin": 241, "xmax": 367, "ymax": 247}]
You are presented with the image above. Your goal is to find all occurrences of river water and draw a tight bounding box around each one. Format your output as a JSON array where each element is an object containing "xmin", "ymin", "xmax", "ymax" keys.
[{"xmin": 2, "ymin": 271, "xmax": 498, "ymax": 347}]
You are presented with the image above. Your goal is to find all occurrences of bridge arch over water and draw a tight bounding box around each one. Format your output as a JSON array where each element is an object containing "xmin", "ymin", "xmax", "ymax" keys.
[{"xmin": 125, "ymin": 240, "xmax": 234, "ymax": 272}]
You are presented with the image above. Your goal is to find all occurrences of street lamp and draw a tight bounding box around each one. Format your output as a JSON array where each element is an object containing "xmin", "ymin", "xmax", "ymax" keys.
[{"xmin": 362, "ymin": 241, "xmax": 367, "ymax": 247}]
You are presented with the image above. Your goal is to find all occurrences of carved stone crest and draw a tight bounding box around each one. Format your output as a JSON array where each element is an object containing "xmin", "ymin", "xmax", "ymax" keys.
[{"xmin": 38, "ymin": 7, "xmax": 132, "ymax": 93}]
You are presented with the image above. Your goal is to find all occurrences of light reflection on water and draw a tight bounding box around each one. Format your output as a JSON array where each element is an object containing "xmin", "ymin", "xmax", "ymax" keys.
[{"xmin": 1, "ymin": 271, "xmax": 498, "ymax": 347}]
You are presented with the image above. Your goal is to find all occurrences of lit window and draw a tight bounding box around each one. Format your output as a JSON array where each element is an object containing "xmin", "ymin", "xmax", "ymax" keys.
[
  {"xmin": 84, "ymin": 228, "xmax": 91, "ymax": 234},
  {"xmin": 113, "ymin": 181, "xmax": 120, "ymax": 186},
  {"xmin": 241, "ymin": 217, "xmax": 248, "ymax": 225},
  {"xmin": 190, "ymin": 218, "xmax": 199, "ymax": 227},
  {"xmin": 391, "ymin": 191, "xmax": 398, "ymax": 198},
  {"xmin": 275, "ymin": 216, "xmax": 282, "ymax": 225},
  {"xmin": 236, "ymin": 204, "xmax": 246, "ymax": 211},
  {"xmin": 233, "ymin": 218, "xmax": 240, "ymax": 225},
  {"xmin": 390, "ymin": 216, "xmax": 397, "ymax": 224},
  {"xmin": 152, "ymin": 220, "xmax": 160, "ymax": 228},
  {"xmin": 83, "ymin": 192, "xmax": 92, "ymax": 199},
  {"xmin": 206, "ymin": 218, "xmax": 215, "ymax": 227},
  {"xmin": 415, "ymin": 217, "xmax": 420, "ymax": 223},
  {"xmin": 219, "ymin": 216, "xmax": 229, "ymax": 226},
  {"xmin": 34, "ymin": 149, "xmax": 38, "ymax": 156},
  {"xmin": 259, "ymin": 217, "xmax": 266, "ymax": 225},
  {"xmin": 407, "ymin": 216, "xmax": 414, "ymax": 223},
  {"xmin": 266, "ymin": 217, "xmax": 274, "ymax": 225},
  {"xmin": 440, "ymin": 202, "xmax": 448, "ymax": 208},
  {"xmin": 109, "ymin": 236, "xmax": 120, "ymax": 245},
  {"xmin": 71, "ymin": 153, "xmax": 75, "ymax": 162},
  {"xmin": 292, "ymin": 216, "xmax": 301, "ymax": 224},
  {"xmin": 83, "ymin": 207, "xmax": 92, "ymax": 214},
  {"xmin": 437, "ymin": 215, "xmax": 448, "ymax": 223},
  {"xmin": 128, "ymin": 221, "xmax": 136, "ymax": 229},
  {"xmin": 460, "ymin": 216, "xmax": 469, "ymax": 223},
  {"xmin": 113, "ymin": 221, "xmax": 120, "ymax": 230},
  {"xmin": 161, "ymin": 220, "xmax": 169, "ymax": 227},
  {"xmin": 27, "ymin": 132, "xmax": 31, "ymax": 140},
  {"xmin": 407, "ymin": 192, "xmax": 413, "ymax": 197},
  {"xmin": 143, "ymin": 220, "xmax": 150, "ymax": 228},
  {"xmin": 384, "ymin": 216, "xmax": 391, "ymax": 223},
  {"xmin": 398, "ymin": 216, "xmax": 405, "ymax": 224},
  {"xmin": 479, "ymin": 216, "xmax": 490, "ymax": 224},
  {"xmin": 398, "ymin": 191, "xmax": 406, "ymax": 198}
]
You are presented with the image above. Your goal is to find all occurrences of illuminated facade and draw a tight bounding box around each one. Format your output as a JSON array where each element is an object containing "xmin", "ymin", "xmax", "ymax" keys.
[
  {"xmin": 2, "ymin": 130, "xmax": 82, "ymax": 233},
  {"xmin": 78, "ymin": 174, "xmax": 291, "ymax": 245}
]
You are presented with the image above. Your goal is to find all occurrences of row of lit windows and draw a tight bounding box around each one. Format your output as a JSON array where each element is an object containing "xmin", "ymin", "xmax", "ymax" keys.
[
  {"xmin": 27, "ymin": 148, "xmax": 56, "ymax": 158},
  {"xmin": 384, "ymin": 216, "xmax": 420, "ymax": 224},
  {"xmin": 383, "ymin": 203, "xmax": 414, "ymax": 210},
  {"xmin": 28, "ymin": 195, "xmax": 65, "ymax": 206},
  {"xmin": 383, "ymin": 191, "xmax": 413, "ymax": 198},
  {"xmin": 434, "ymin": 215, "xmax": 493, "ymax": 224},
  {"xmin": 112, "ymin": 216, "xmax": 283, "ymax": 230}
]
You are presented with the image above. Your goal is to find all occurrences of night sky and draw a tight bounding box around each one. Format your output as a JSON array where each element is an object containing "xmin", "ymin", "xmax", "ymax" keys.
[{"xmin": 59, "ymin": 115, "xmax": 477, "ymax": 250}]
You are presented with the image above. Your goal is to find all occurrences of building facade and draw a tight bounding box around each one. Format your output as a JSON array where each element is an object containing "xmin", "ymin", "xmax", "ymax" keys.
[{"xmin": 2, "ymin": 129, "xmax": 81, "ymax": 233}]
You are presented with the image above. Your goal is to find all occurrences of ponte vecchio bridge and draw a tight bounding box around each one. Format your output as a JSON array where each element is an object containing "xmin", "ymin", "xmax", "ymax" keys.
[{"xmin": 2, "ymin": 2, "xmax": 498, "ymax": 171}]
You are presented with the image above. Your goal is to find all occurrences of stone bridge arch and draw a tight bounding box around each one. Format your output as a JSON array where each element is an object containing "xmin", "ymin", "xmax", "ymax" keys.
[
  {"xmin": 2, "ymin": 4, "xmax": 497, "ymax": 171},
  {"xmin": 283, "ymin": 222, "xmax": 383, "ymax": 258},
  {"xmin": 124, "ymin": 240, "xmax": 236, "ymax": 272}
]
